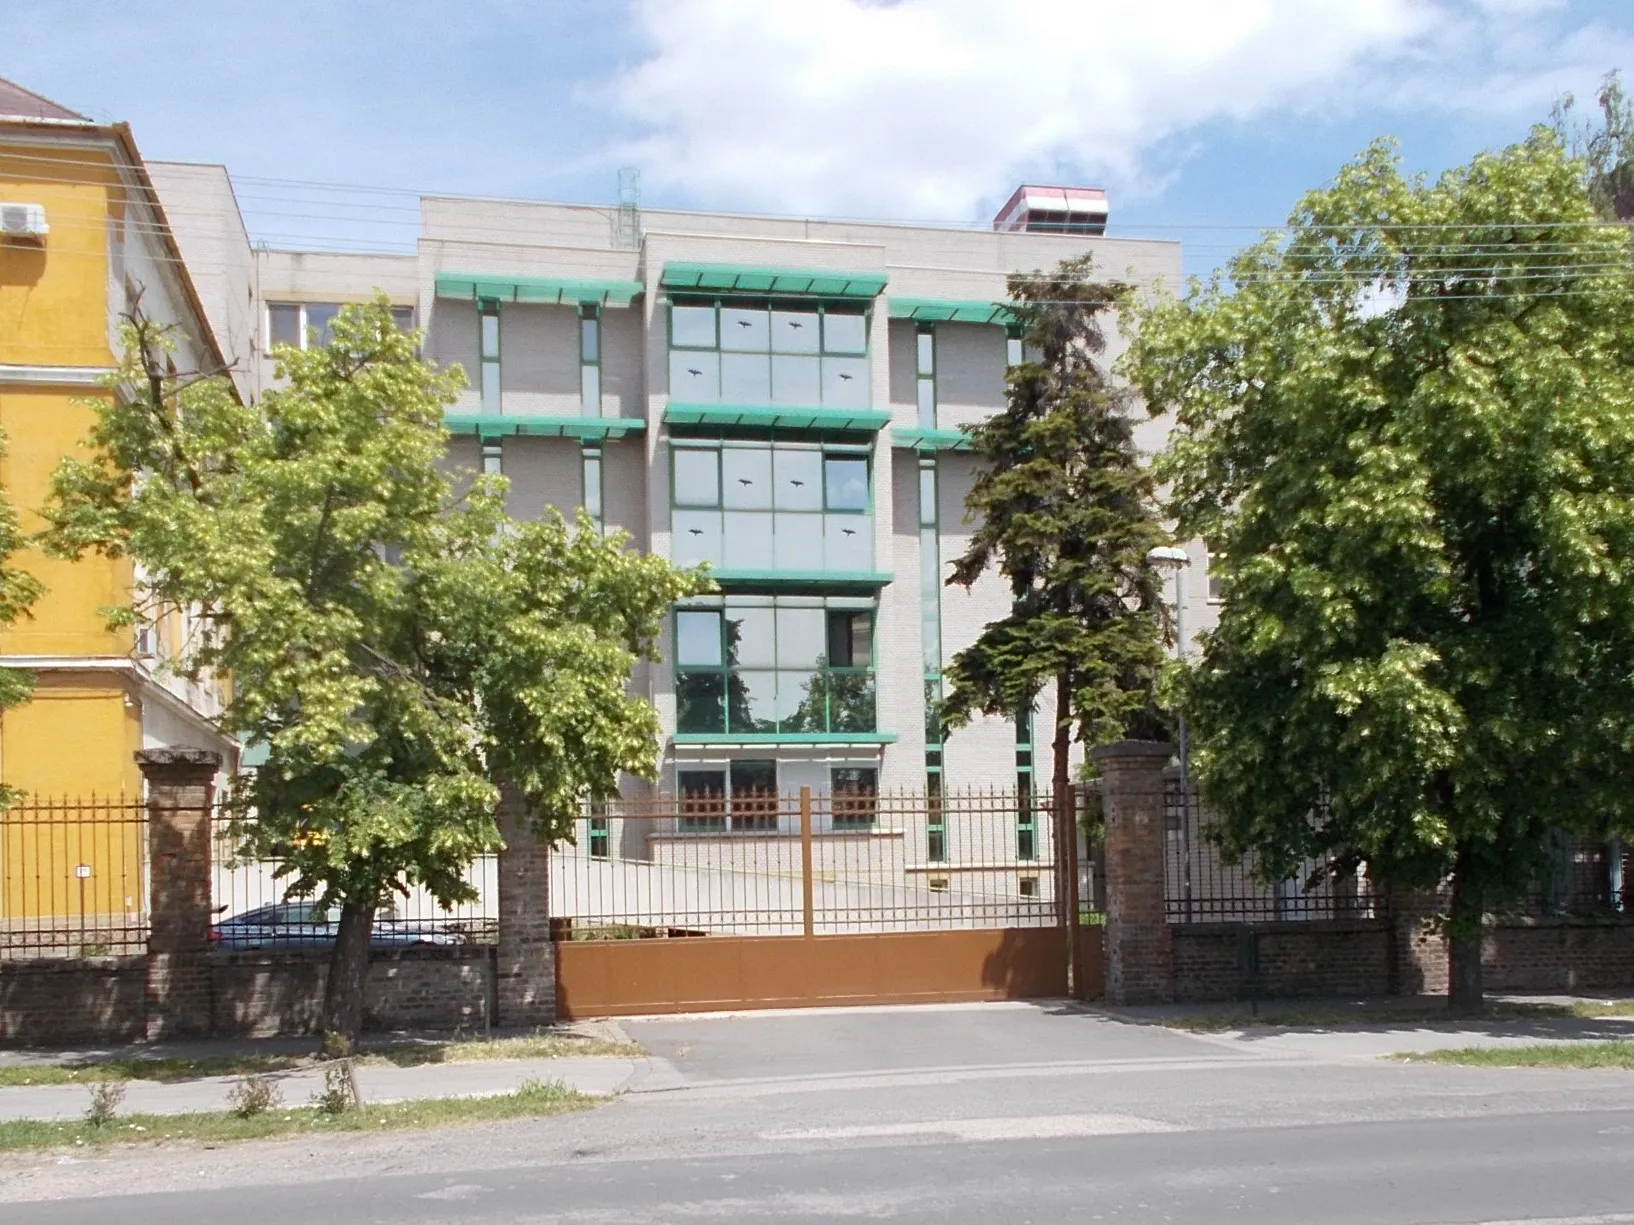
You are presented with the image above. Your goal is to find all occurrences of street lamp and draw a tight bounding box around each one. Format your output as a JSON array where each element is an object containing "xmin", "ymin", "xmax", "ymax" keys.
[{"xmin": 1147, "ymin": 545, "xmax": 1193, "ymax": 915}]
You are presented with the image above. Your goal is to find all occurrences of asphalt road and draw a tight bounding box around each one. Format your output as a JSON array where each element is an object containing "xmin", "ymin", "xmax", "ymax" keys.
[{"xmin": 5, "ymin": 1002, "xmax": 1634, "ymax": 1224}]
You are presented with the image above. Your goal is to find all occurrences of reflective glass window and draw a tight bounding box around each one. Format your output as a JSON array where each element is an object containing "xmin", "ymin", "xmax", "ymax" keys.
[
  {"xmin": 672, "ymin": 510, "xmax": 722, "ymax": 567},
  {"xmin": 672, "ymin": 448, "xmax": 720, "ymax": 507},
  {"xmin": 723, "ymin": 511, "xmax": 775, "ymax": 568},
  {"xmin": 826, "ymin": 611, "xmax": 872, "ymax": 667},
  {"xmin": 823, "ymin": 310, "xmax": 868, "ymax": 355},
  {"xmin": 776, "ymin": 606, "xmax": 826, "ymax": 669},
  {"xmin": 722, "ymin": 447, "xmax": 772, "ymax": 509},
  {"xmin": 771, "ymin": 308, "xmax": 820, "ymax": 353},
  {"xmin": 916, "ymin": 329, "xmax": 935, "ymax": 376},
  {"xmin": 669, "ymin": 350, "xmax": 720, "ymax": 402},
  {"xmin": 581, "ymin": 315, "xmax": 600, "ymax": 362},
  {"xmin": 676, "ymin": 676, "xmax": 726, "ymax": 733},
  {"xmin": 824, "ymin": 457, "xmax": 869, "ymax": 511},
  {"xmin": 481, "ymin": 362, "xmax": 500, "ymax": 411},
  {"xmin": 582, "ymin": 448, "xmax": 603, "ymax": 525},
  {"xmin": 478, "ymin": 309, "xmax": 500, "ymax": 358},
  {"xmin": 917, "ymin": 377, "xmax": 936, "ymax": 429},
  {"xmin": 720, "ymin": 306, "xmax": 770, "ymax": 352},
  {"xmin": 720, "ymin": 352, "xmax": 771, "ymax": 403},
  {"xmin": 826, "ymin": 515, "xmax": 872, "ymax": 570},
  {"xmin": 821, "ymin": 355, "xmax": 870, "ymax": 407},
  {"xmin": 580, "ymin": 365, "xmax": 601, "ymax": 414},
  {"xmin": 774, "ymin": 515, "xmax": 824, "ymax": 569},
  {"xmin": 770, "ymin": 353, "xmax": 821, "ymax": 405},
  {"xmin": 731, "ymin": 672, "xmax": 778, "ymax": 734},
  {"xmin": 773, "ymin": 449, "xmax": 823, "ymax": 510},
  {"xmin": 727, "ymin": 607, "xmax": 776, "ymax": 668},
  {"xmin": 307, "ymin": 303, "xmax": 341, "ymax": 347},
  {"xmin": 675, "ymin": 610, "xmax": 724, "ymax": 666},
  {"xmin": 671, "ymin": 304, "xmax": 717, "ymax": 348},
  {"xmin": 268, "ymin": 304, "xmax": 301, "ymax": 347}
]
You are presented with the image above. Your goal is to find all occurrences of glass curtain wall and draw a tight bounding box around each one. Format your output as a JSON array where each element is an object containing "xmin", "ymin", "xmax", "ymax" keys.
[
  {"xmin": 674, "ymin": 595, "xmax": 877, "ymax": 736},
  {"xmin": 580, "ymin": 305, "xmax": 602, "ymax": 415},
  {"xmin": 670, "ymin": 439, "xmax": 872, "ymax": 571},
  {"xmin": 668, "ymin": 298, "xmax": 870, "ymax": 408},
  {"xmin": 920, "ymin": 457, "xmax": 946, "ymax": 862}
]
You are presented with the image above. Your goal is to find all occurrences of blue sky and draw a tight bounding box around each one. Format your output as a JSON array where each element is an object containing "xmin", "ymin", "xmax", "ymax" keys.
[{"xmin": 7, "ymin": 0, "xmax": 1634, "ymax": 278}]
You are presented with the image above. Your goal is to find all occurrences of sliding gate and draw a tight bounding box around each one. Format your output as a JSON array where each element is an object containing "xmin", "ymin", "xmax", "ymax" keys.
[{"xmin": 552, "ymin": 788, "xmax": 1099, "ymax": 1018}]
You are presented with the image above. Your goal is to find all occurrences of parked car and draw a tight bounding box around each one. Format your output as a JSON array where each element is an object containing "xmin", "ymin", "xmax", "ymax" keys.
[{"xmin": 210, "ymin": 902, "xmax": 462, "ymax": 950}]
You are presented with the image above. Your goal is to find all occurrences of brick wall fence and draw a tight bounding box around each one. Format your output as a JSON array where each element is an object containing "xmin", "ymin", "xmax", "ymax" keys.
[
  {"xmin": 1, "ymin": 750, "xmax": 552, "ymax": 1046},
  {"xmin": 1097, "ymin": 741, "xmax": 1634, "ymax": 1004}
]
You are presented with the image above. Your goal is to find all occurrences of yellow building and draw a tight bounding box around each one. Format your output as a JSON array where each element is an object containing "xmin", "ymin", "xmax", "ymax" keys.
[{"xmin": 0, "ymin": 77, "xmax": 236, "ymax": 811}]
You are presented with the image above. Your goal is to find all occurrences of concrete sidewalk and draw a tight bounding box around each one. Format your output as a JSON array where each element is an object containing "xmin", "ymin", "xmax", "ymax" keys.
[{"xmin": 0, "ymin": 1054, "xmax": 641, "ymax": 1122}]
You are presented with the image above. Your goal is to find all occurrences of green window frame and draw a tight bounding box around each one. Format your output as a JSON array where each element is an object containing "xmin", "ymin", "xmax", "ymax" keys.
[
  {"xmin": 666, "ymin": 296, "xmax": 872, "ymax": 410},
  {"xmin": 580, "ymin": 304, "xmax": 602, "ymax": 416},
  {"xmin": 674, "ymin": 596, "xmax": 878, "ymax": 737},
  {"xmin": 582, "ymin": 443, "xmax": 604, "ymax": 534},
  {"xmin": 477, "ymin": 298, "xmax": 501, "ymax": 413},
  {"xmin": 916, "ymin": 324, "xmax": 937, "ymax": 430},
  {"xmin": 669, "ymin": 438, "xmax": 873, "ymax": 573}
]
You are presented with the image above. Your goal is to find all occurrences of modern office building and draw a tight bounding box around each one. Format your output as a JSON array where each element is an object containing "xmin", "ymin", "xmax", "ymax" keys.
[{"xmin": 145, "ymin": 163, "xmax": 1215, "ymax": 814}]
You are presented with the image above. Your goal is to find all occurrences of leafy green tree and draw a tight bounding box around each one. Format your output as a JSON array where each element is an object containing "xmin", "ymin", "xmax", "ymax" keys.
[
  {"xmin": 1553, "ymin": 68, "xmax": 1634, "ymax": 219},
  {"xmin": 46, "ymin": 297, "xmax": 703, "ymax": 1048},
  {"xmin": 1124, "ymin": 132, "xmax": 1634, "ymax": 1010},
  {"xmin": 942, "ymin": 254, "xmax": 1170, "ymax": 821}
]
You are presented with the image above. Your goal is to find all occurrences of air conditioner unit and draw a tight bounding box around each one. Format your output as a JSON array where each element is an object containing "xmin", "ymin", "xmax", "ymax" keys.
[{"xmin": 0, "ymin": 203, "xmax": 48, "ymax": 240}]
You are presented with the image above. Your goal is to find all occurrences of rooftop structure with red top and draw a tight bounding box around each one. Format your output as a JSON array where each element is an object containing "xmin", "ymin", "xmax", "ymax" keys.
[{"xmin": 992, "ymin": 184, "xmax": 1109, "ymax": 236}]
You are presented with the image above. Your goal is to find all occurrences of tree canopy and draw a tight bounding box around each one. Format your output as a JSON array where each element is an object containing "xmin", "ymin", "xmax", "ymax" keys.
[
  {"xmin": 942, "ymin": 254, "xmax": 1169, "ymax": 805},
  {"xmin": 46, "ymin": 296, "xmax": 704, "ymax": 1045},
  {"xmin": 1124, "ymin": 131, "xmax": 1634, "ymax": 1009}
]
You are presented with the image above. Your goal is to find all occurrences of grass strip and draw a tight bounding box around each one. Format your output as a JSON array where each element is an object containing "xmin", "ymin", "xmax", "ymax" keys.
[
  {"xmin": 1394, "ymin": 1040, "xmax": 1634, "ymax": 1069},
  {"xmin": 0, "ymin": 1078, "xmax": 593, "ymax": 1152},
  {"xmin": 0, "ymin": 1031, "xmax": 642, "ymax": 1087}
]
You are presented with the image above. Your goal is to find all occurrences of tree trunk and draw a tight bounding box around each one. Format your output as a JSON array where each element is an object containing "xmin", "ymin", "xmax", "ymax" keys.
[
  {"xmin": 1447, "ymin": 847, "xmax": 1484, "ymax": 1015},
  {"xmin": 1052, "ymin": 671, "xmax": 1073, "ymax": 925},
  {"xmin": 321, "ymin": 897, "xmax": 375, "ymax": 1055}
]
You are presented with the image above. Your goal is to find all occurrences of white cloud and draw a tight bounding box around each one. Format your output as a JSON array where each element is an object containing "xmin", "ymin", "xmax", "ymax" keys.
[{"xmin": 606, "ymin": 0, "xmax": 1628, "ymax": 221}]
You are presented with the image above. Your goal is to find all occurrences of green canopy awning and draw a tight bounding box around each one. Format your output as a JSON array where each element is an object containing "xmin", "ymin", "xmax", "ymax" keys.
[
  {"xmin": 665, "ymin": 403, "xmax": 890, "ymax": 433},
  {"xmin": 891, "ymin": 426, "xmax": 973, "ymax": 452},
  {"xmin": 661, "ymin": 263, "xmax": 887, "ymax": 298},
  {"xmin": 445, "ymin": 414, "xmax": 646, "ymax": 440},
  {"xmin": 887, "ymin": 298, "xmax": 1014, "ymax": 325},
  {"xmin": 434, "ymin": 274, "xmax": 643, "ymax": 307}
]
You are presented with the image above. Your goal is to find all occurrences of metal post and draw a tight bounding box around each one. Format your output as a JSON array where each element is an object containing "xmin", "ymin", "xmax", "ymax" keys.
[
  {"xmin": 799, "ymin": 786, "xmax": 815, "ymax": 938},
  {"xmin": 1174, "ymin": 564, "xmax": 1194, "ymax": 920},
  {"xmin": 1063, "ymin": 785, "xmax": 1085, "ymax": 997}
]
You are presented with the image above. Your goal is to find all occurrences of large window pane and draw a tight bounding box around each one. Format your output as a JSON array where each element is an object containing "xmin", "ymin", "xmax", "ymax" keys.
[
  {"xmin": 675, "ymin": 610, "xmax": 723, "ymax": 666},
  {"xmin": 481, "ymin": 362, "xmax": 500, "ymax": 411},
  {"xmin": 728, "ymin": 671, "xmax": 778, "ymax": 734},
  {"xmin": 824, "ymin": 457, "xmax": 869, "ymax": 510},
  {"xmin": 720, "ymin": 352, "xmax": 771, "ymax": 403},
  {"xmin": 722, "ymin": 447, "xmax": 772, "ymax": 509},
  {"xmin": 774, "ymin": 513, "xmax": 824, "ymax": 569},
  {"xmin": 672, "ymin": 448, "xmax": 720, "ymax": 507},
  {"xmin": 671, "ymin": 304, "xmax": 716, "ymax": 348},
  {"xmin": 723, "ymin": 511, "xmax": 774, "ymax": 568},
  {"xmin": 775, "ymin": 671, "xmax": 823, "ymax": 732},
  {"xmin": 827, "ymin": 611, "xmax": 872, "ymax": 667},
  {"xmin": 773, "ymin": 449, "xmax": 823, "ymax": 510},
  {"xmin": 670, "ymin": 350, "xmax": 720, "ymax": 402},
  {"xmin": 268, "ymin": 304, "xmax": 301, "ymax": 347},
  {"xmin": 672, "ymin": 510, "xmax": 723, "ymax": 567},
  {"xmin": 720, "ymin": 306, "xmax": 769, "ymax": 352},
  {"xmin": 771, "ymin": 308, "xmax": 820, "ymax": 354},
  {"xmin": 828, "ymin": 672, "xmax": 877, "ymax": 732},
  {"xmin": 825, "ymin": 513, "xmax": 872, "ymax": 570},
  {"xmin": 776, "ymin": 607, "xmax": 826, "ymax": 669},
  {"xmin": 770, "ymin": 354, "xmax": 820, "ymax": 405},
  {"xmin": 581, "ymin": 315, "xmax": 600, "ymax": 362},
  {"xmin": 916, "ymin": 330, "xmax": 935, "ymax": 375},
  {"xmin": 823, "ymin": 311, "xmax": 868, "ymax": 355},
  {"xmin": 821, "ymin": 356, "xmax": 870, "ymax": 407},
  {"xmin": 727, "ymin": 606, "xmax": 776, "ymax": 668},
  {"xmin": 307, "ymin": 303, "xmax": 341, "ymax": 347},
  {"xmin": 580, "ymin": 365, "xmax": 602, "ymax": 415},
  {"xmin": 676, "ymin": 673, "xmax": 726, "ymax": 733}
]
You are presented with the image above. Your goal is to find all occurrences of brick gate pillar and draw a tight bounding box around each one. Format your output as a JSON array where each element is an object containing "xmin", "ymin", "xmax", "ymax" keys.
[
  {"xmin": 496, "ymin": 791, "xmax": 556, "ymax": 1027},
  {"xmin": 138, "ymin": 748, "xmax": 222, "ymax": 1040},
  {"xmin": 1092, "ymin": 740, "xmax": 1175, "ymax": 1006}
]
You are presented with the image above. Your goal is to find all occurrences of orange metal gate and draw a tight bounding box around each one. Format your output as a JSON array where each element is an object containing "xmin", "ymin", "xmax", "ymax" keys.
[{"xmin": 550, "ymin": 787, "xmax": 1096, "ymax": 1019}]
